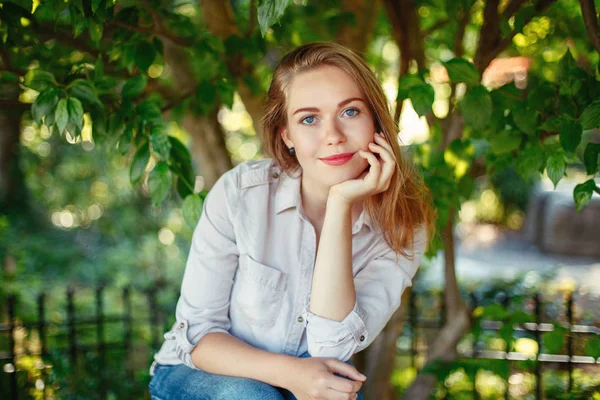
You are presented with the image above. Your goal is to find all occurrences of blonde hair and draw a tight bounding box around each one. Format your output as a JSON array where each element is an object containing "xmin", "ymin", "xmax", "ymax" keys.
[{"xmin": 261, "ymin": 42, "xmax": 436, "ymax": 258}]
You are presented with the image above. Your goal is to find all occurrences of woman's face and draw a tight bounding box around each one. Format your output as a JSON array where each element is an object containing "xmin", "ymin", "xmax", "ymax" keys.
[{"xmin": 281, "ymin": 65, "xmax": 377, "ymax": 190}]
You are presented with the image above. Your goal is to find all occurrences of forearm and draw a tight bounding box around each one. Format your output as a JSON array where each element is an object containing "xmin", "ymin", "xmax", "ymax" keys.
[
  {"xmin": 191, "ymin": 332, "xmax": 295, "ymax": 388},
  {"xmin": 309, "ymin": 195, "xmax": 355, "ymax": 321}
]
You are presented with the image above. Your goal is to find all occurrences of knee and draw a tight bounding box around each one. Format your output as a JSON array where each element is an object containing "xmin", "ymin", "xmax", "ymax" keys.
[{"xmin": 215, "ymin": 378, "xmax": 284, "ymax": 400}]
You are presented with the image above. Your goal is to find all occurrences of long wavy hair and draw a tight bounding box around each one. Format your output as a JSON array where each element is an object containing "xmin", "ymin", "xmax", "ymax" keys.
[{"xmin": 261, "ymin": 42, "xmax": 436, "ymax": 258}]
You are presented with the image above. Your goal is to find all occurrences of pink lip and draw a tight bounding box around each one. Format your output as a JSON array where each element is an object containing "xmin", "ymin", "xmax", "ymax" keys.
[{"xmin": 319, "ymin": 152, "xmax": 355, "ymax": 166}]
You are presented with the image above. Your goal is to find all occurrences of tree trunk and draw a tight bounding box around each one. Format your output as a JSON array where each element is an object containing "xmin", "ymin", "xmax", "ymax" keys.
[
  {"xmin": 162, "ymin": 39, "xmax": 232, "ymax": 189},
  {"xmin": 0, "ymin": 80, "xmax": 28, "ymax": 213}
]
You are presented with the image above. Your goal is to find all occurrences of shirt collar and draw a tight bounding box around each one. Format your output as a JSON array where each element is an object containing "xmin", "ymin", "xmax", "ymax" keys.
[{"xmin": 274, "ymin": 167, "xmax": 375, "ymax": 233}]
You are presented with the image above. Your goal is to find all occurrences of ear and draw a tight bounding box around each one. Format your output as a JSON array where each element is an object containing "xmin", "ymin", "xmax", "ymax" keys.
[{"xmin": 280, "ymin": 127, "xmax": 293, "ymax": 149}]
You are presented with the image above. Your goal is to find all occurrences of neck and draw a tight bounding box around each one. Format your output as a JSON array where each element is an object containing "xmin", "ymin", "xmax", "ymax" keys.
[{"xmin": 300, "ymin": 173, "xmax": 363, "ymax": 229}]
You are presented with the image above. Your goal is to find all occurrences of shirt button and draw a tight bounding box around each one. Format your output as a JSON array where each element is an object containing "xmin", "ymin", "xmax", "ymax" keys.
[
  {"xmin": 359, "ymin": 335, "xmax": 365, "ymax": 342},
  {"xmin": 297, "ymin": 316, "xmax": 303, "ymax": 323},
  {"xmin": 179, "ymin": 322, "xmax": 185, "ymax": 329},
  {"xmin": 272, "ymin": 172, "xmax": 279, "ymax": 179}
]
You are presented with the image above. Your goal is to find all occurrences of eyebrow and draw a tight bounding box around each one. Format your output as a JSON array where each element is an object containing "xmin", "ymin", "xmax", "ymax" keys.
[{"xmin": 292, "ymin": 97, "xmax": 365, "ymax": 116}]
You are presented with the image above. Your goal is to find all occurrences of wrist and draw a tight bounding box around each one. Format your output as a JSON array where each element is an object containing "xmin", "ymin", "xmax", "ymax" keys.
[
  {"xmin": 327, "ymin": 191, "xmax": 353, "ymax": 209},
  {"xmin": 271, "ymin": 354, "xmax": 298, "ymax": 389}
]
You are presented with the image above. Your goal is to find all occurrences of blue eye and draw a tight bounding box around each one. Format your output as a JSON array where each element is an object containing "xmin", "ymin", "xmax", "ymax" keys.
[
  {"xmin": 344, "ymin": 108, "xmax": 359, "ymax": 117},
  {"xmin": 301, "ymin": 116, "xmax": 316, "ymax": 125}
]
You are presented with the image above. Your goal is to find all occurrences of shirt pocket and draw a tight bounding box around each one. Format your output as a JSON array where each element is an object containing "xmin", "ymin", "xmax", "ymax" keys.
[{"xmin": 234, "ymin": 254, "xmax": 287, "ymax": 327}]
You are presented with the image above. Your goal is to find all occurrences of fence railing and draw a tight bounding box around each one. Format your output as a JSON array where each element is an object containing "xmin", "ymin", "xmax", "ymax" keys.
[{"xmin": 1, "ymin": 286, "xmax": 599, "ymax": 399}]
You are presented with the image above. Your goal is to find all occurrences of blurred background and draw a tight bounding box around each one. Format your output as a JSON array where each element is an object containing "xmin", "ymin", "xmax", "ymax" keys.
[{"xmin": 1, "ymin": 0, "xmax": 600, "ymax": 399}]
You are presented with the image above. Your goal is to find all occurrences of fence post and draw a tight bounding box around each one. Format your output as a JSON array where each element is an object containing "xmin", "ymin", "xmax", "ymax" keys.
[
  {"xmin": 96, "ymin": 286, "xmax": 106, "ymax": 400},
  {"xmin": 147, "ymin": 289, "xmax": 159, "ymax": 349},
  {"xmin": 534, "ymin": 293, "xmax": 543, "ymax": 400},
  {"xmin": 567, "ymin": 292, "xmax": 574, "ymax": 394},
  {"xmin": 37, "ymin": 293, "xmax": 47, "ymax": 399},
  {"xmin": 123, "ymin": 286, "xmax": 133, "ymax": 379},
  {"xmin": 66, "ymin": 287, "xmax": 77, "ymax": 368},
  {"xmin": 8, "ymin": 294, "xmax": 18, "ymax": 400},
  {"xmin": 409, "ymin": 289, "xmax": 417, "ymax": 370}
]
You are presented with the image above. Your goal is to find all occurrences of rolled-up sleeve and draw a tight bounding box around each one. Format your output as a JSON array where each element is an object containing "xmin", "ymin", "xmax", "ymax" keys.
[
  {"xmin": 166, "ymin": 169, "xmax": 240, "ymax": 370},
  {"xmin": 303, "ymin": 225, "xmax": 428, "ymax": 361}
]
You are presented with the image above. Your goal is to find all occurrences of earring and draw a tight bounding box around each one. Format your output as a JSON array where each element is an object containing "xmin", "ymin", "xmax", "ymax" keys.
[{"xmin": 289, "ymin": 147, "xmax": 296, "ymax": 157}]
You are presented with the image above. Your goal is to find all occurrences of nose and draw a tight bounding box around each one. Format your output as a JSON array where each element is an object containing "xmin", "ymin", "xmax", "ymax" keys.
[{"xmin": 324, "ymin": 118, "xmax": 346, "ymax": 145}]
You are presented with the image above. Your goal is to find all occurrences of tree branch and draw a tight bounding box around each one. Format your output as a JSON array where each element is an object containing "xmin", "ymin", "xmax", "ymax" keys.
[
  {"xmin": 422, "ymin": 18, "xmax": 451, "ymax": 37},
  {"xmin": 501, "ymin": 0, "xmax": 528, "ymax": 19},
  {"xmin": 110, "ymin": 20, "xmax": 191, "ymax": 47},
  {"xmin": 579, "ymin": 0, "xmax": 600, "ymax": 56},
  {"xmin": 480, "ymin": 0, "xmax": 558, "ymax": 72},
  {"xmin": 245, "ymin": 0, "xmax": 257, "ymax": 38}
]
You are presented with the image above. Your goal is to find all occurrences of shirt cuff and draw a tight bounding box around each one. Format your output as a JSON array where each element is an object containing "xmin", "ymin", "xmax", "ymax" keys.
[
  {"xmin": 165, "ymin": 319, "xmax": 230, "ymax": 370},
  {"xmin": 302, "ymin": 300, "xmax": 369, "ymax": 349}
]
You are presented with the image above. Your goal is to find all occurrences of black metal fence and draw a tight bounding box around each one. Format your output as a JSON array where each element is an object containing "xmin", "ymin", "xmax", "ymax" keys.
[{"xmin": 1, "ymin": 286, "xmax": 599, "ymax": 399}]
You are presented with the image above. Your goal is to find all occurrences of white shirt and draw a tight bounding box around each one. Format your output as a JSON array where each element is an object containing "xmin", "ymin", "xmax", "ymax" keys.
[{"xmin": 152, "ymin": 158, "xmax": 427, "ymax": 373}]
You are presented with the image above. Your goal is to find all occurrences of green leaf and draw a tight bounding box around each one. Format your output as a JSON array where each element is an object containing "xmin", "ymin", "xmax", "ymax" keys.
[
  {"xmin": 559, "ymin": 49, "xmax": 577, "ymax": 77},
  {"xmin": 573, "ymin": 179, "xmax": 596, "ymax": 212},
  {"xmin": 559, "ymin": 121, "xmax": 582, "ymax": 152},
  {"xmin": 584, "ymin": 337, "xmax": 600, "ymax": 359},
  {"xmin": 150, "ymin": 125, "xmax": 172, "ymax": 161},
  {"xmin": 67, "ymin": 79, "xmax": 102, "ymax": 107},
  {"xmin": 460, "ymin": 85, "xmax": 492, "ymax": 129},
  {"xmin": 442, "ymin": 58, "xmax": 480, "ymax": 86},
  {"xmin": 91, "ymin": 0, "xmax": 102, "ymax": 14},
  {"xmin": 583, "ymin": 143, "xmax": 600, "ymax": 175},
  {"xmin": 482, "ymin": 304, "xmax": 509, "ymax": 320},
  {"xmin": 408, "ymin": 84, "xmax": 435, "ymax": 117},
  {"xmin": 54, "ymin": 98, "xmax": 69, "ymax": 135},
  {"xmin": 67, "ymin": 97, "xmax": 84, "ymax": 130},
  {"xmin": 136, "ymin": 100, "xmax": 163, "ymax": 124},
  {"xmin": 94, "ymin": 55, "xmax": 104, "ymax": 80},
  {"xmin": 397, "ymin": 74, "xmax": 424, "ymax": 100},
  {"xmin": 543, "ymin": 326, "xmax": 566, "ymax": 354},
  {"xmin": 122, "ymin": 75, "xmax": 147, "ymax": 98},
  {"xmin": 148, "ymin": 162, "xmax": 172, "ymax": 205},
  {"xmin": 182, "ymin": 194, "xmax": 204, "ymax": 229},
  {"xmin": 88, "ymin": 16, "xmax": 103, "ymax": 46},
  {"xmin": 32, "ymin": 87, "xmax": 59, "ymax": 126},
  {"xmin": 540, "ymin": 114, "xmax": 572, "ymax": 132},
  {"xmin": 24, "ymin": 70, "xmax": 57, "ymax": 92},
  {"xmin": 118, "ymin": 127, "xmax": 133, "ymax": 155},
  {"xmin": 218, "ymin": 79, "xmax": 236, "ymax": 109},
  {"xmin": 515, "ymin": 143, "xmax": 544, "ymax": 180},
  {"xmin": 580, "ymin": 101, "xmax": 600, "ymax": 130},
  {"xmin": 195, "ymin": 81, "xmax": 217, "ymax": 115},
  {"xmin": 546, "ymin": 152, "xmax": 566, "ymax": 188},
  {"xmin": 130, "ymin": 142, "xmax": 150, "ymax": 184},
  {"xmin": 135, "ymin": 41, "xmax": 157, "ymax": 72},
  {"xmin": 257, "ymin": 0, "xmax": 292, "ymax": 36},
  {"xmin": 490, "ymin": 130, "xmax": 522, "ymax": 154},
  {"xmin": 512, "ymin": 106, "xmax": 537, "ymax": 135}
]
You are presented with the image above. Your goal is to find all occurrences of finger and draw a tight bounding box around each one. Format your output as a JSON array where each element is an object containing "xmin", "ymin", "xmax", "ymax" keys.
[
  {"xmin": 326, "ymin": 375, "xmax": 362, "ymax": 393},
  {"xmin": 325, "ymin": 359, "xmax": 367, "ymax": 382},
  {"xmin": 322, "ymin": 388, "xmax": 359, "ymax": 400},
  {"xmin": 369, "ymin": 143, "xmax": 395, "ymax": 190},
  {"xmin": 373, "ymin": 132, "xmax": 396, "ymax": 161},
  {"xmin": 359, "ymin": 148, "xmax": 381, "ymax": 186}
]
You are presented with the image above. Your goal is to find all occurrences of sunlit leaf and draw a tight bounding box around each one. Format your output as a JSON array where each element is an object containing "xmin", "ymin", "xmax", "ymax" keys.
[
  {"xmin": 546, "ymin": 152, "xmax": 565, "ymax": 188},
  {"xmin": 54, "ymin": 98, "xmax": 69, "ymax": 135},
  {"xmin": 130, "ymin": 141, "xmax": 150, "ymax": 184},
  {"xmin": 148, "ymin": 162, "xmax": 172, "ymax": 205},
  {"xmin": 182, "ymin": 194, "xmax": 204, "ymax": 229},
  {"xmin": 573, "ymin": 179, "xmax": 596, "ymax": 212},
  {"xmin": 442, "ymin": 58, "xmax": 480, "ymax": 86}
]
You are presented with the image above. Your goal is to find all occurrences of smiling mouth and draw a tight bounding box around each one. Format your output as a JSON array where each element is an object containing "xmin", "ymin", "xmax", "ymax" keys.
[{"xmin": 319, "ymin": 152, "xmax": 355, "ymax": 161}]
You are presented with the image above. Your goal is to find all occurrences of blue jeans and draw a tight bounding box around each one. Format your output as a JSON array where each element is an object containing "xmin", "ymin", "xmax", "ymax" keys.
[{"xmin": 149, "ymin": 351, "xmax": 365, "ymax": 400}]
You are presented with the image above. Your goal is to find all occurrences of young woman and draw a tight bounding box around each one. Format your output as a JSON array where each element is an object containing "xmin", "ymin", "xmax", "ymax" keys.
[{"xmin": 148, "ymin": 42, "xmax": 435, "ymax": 400}]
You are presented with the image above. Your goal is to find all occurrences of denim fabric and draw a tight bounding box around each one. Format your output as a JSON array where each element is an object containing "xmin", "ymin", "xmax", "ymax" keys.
[
  {"xmin": 152, "ymin": 159, "xmax": 427, "ymax": 370},
  {"xmin": 149, "ymin": 351, "xmax": 365, "ymax": 400}
]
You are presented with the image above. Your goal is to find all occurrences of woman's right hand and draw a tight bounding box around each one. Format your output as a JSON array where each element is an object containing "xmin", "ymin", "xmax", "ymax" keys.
[{"xmin": 282, "ymin": 357, "xmax": 366, "ymax": 400}]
